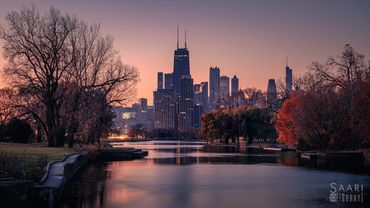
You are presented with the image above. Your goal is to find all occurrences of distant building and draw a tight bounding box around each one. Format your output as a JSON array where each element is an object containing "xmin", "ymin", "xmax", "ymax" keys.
[
  {"xmin": 193, "ymin": 84, "xmax": 202, "ymax": 105},
  {"xmin": 231, "ymin": 75, "xmax": 239, "ymax": 96},
  {"xmin": 209, "ymin": 67, "xmax": 220, "ymax": 110},
  {"xmin": 200, "ymin": 82, "xmax": 208, "ymax": 112},
  {"xmin": 154, "ymin": 89, "xmax": 177, "ymax": 129},
  {"xmin": 193, "ymin": 82, "xmax": 208, "ymax": 114},
  {"xmin": 267, "ymin": 79, "xmax": 277, "ymax": 105},
  {"xmin": 132, "ymin": 103, "xmax": 140, "ymax": 112},
  {"xmin": 231, "ymin": 75, "xmax": 239, "ymax": 107},
  {"xmin": 157, "ymin": 72, "xmax": 164, "ymax": 90},
  {"xmin": 138, "ymin": 98, "xmax": 148, "ymax": 112},
  {"xmin": 219, "ymin": 75, "xmax": 230, "ymax": 98},
  {"xmin": 113, "ymin": 103, "xmax": 154, "ymax": 135},
  {"xmin": 286, "ymin": 65, "xmax": 293, "ymax": 95},
  {"xmin": 193, "ymin": 104, "xmax": 203, "ymax": 128},
  {"xmin": 165, "ymin": 73, "xmax": 173, "ymax": 89},
  {"xmin": 178, "ymin": 75, "xmax": 194, "ymax": 132}
]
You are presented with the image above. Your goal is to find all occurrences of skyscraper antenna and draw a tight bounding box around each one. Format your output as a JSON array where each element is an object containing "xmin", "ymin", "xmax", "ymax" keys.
[
  {"xmin": 177, "ymin": 26, "xmax": 179, "ymax": 49},
  {"xmin": 286, "ymin": 56, "xmax": 288, "ymax": 67},
  {"xmin": 185, "ymin": 28, "xmax": 187, "ymax": 48}
]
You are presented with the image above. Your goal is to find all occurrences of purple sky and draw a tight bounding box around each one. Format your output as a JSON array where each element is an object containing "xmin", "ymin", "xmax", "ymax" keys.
[{"xmin": 1, "ymin": 0, "xmax": 370, "ymax": 105}]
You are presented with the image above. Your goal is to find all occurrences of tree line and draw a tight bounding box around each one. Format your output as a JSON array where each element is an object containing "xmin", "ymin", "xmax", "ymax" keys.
[
  {"xmin": 201, "ymin": 107, "xmax": 276, "ymax": 144},
  {"xmin": 276, "ymin": 45, "xmax": 370, "ymax": 151},
  {"xmin": 201, "ymin": 45, "xmax": 370, "ymax": 151},
  {"xmin": 0, "ymin": 6, "xmax": 138, "ymax": 147}
]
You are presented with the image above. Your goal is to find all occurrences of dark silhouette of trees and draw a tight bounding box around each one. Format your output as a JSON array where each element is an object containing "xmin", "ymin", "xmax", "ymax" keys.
[
  {"xmin": 149, "ymin": 128, "xmax": 177, "ymax": 139},
  {"xmin": 239, "ymin": 108, "xmax": 276, "ymax": 144},
  {"xmin": 201, "ymin": 107, "xmax": 276, "ymax": 144},
  {"xmin": 1, "ymin": 118, "xmax": 34, "ymax": 143},
  {"xmin": 128, "ymin": 123, "xmax": 146, "ymax": 138},
  {"xmin": 0, "ymin": 6, "xmax": 138, "ymax": 147},
  {"xmin": 0, "ymin": 88, "xmax": 16, "ymax": 126}
]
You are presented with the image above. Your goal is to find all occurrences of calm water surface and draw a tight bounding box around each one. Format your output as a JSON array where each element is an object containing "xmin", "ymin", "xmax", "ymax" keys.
[{"xmin": 59, "ymin": 141, "xmax": 370, "ymax": 208}]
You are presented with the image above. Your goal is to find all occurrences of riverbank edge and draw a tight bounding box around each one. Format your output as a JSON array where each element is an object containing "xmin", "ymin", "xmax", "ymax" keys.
[
  {"xmin": 0, "ymin": 146, "xmax": 149, "ymax": 207},
  {"xmin": 204, "ymin": 143, "xmax": 370, "ymax": 164}
]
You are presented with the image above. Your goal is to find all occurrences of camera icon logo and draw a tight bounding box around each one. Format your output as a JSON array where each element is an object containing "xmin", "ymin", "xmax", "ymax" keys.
[{"xmin": 329, "ymin": 193, "xmax": 338, "ymax": 203}]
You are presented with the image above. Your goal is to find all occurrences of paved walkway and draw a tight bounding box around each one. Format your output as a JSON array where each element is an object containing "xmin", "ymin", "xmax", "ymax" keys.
[{"xmin": 41, "ymin": 153, "xmax": 80, "ymax": 189}]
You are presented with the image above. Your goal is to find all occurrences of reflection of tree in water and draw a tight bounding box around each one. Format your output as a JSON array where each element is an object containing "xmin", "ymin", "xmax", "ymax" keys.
[
  {"xmin": 154, "ymin": 157, "xmax": 198, "ymax": 165},
  {"xmin": 57, "ymin": 162, "xmax": 110, "ymax": 208},
  {"xmin": 203, "ymin": 145, "xmax": 241, "ymax": 153},
  {"xmin": 153, "ymin": 155, "xmax": 278, "ymax": 165},
  {"xmin": 276, "ymin": 152, "xmax": 299, "ymax": 166},
  {"xmin": 156, "ymin": 147, "xmax": 200, "ymax": 154}
]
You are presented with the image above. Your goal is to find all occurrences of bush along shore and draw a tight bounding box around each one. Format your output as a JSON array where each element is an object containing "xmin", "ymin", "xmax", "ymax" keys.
[{"xmin": 0, "ymin": 142, "xmax": 148, "ymax": 207}]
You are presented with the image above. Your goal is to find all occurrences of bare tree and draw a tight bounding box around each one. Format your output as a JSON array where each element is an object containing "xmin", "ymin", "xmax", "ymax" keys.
[
  {"xmin": 308, "ymin": 44, "xmax": 369, "ymax": 136},
  {"xmin": 241, "ymin": 88, "xmax": 266, "ymax": 108},
  {"xmin": 0, "ymin": 6, "xmax": 138, "ymax": 146},
  {"xmin": 0, "ymin": 88, "xmax": 16, "ymax": 125}
]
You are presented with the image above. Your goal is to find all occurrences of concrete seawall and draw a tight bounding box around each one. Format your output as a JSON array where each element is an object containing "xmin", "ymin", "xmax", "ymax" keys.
[
  {"xmin": 36, "ymin": 151, "xmax": 90, "ymax": 208},
  {"xmin": 37, "ymin": 147, "xmax": 148, "ymax": 207}
]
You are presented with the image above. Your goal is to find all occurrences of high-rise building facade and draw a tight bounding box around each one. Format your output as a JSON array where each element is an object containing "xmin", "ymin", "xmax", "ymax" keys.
[
  {"xmin": 193, "ymin": 84, "xmax": 202, "ymax": 105},
  {"xmin": 157, "ymin": 72, "xmax": 164, "ymax": 90},
  {"xmin": 173, "ymin": 28, "xmax": 190, "ymax": 95},
  {"xmin": 286, "ymin": 65, "xmax": 293, "ymax": 95},
  {"xmin": 193, "ymin": 104, "xmax": 203, "ymax": 128},
  {"xmin": 178, "ymin": 75, "xmax": 194, "ymax": 132},
  {"xmin": 209, "ymin": 67, "xmax": 220, "ymax": 110},
  {"xmin": 165, "ymin": 73, "xmax": 173, "ymax": 89},
  {"xmin": 231, "ymin": 75, "xmax": 239, "ymax": 96},
  {"xmin": 154, "ymin": 89, "xmax": 177, "ymax": 129},
  {"xmin": 267, "ymin": 79, "xmax": 277, "ymax": 105},
  {"xmin": 219, "ymin": 75, "xmax": 230, "ymax": 98}
]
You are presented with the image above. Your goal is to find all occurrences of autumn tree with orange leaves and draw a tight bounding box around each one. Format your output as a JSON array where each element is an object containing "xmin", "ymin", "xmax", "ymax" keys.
[{"xmin": 276, "ymin": 45, "xmax": 370, "ymax": 150}]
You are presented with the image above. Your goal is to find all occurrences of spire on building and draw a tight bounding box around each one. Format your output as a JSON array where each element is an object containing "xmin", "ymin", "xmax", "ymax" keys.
[
  {"xmin": 177, "ymin": 26, "xmax": 179, "ymax": 49},
  {"xmin": 286, "ymin": 56, "xmax": 288, "ymax": 67},
  {"xmin": 185, "ymin": 28, "xmax": 187, "ymax": 48}
]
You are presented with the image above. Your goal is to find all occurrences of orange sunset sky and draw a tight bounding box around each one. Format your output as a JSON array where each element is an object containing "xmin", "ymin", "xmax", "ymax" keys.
[{"xmin": 1, "ymin": 0, "xmax": 370, "ymax": 105}]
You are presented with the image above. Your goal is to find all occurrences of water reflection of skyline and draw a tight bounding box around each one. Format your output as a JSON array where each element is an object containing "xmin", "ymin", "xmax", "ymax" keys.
[
  {"xmin": 119, "ymin": 141, "xmax": 370, "ymax": 174},
  {"xmin": 57, "ymin": 141, "xmax": 370, "ymax": 208}
]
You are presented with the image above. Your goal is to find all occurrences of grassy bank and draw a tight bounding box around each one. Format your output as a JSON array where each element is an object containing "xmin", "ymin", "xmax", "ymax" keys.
[{"xmin": 0, "ymin": 143, "xmax": 74, "ymax": 181}]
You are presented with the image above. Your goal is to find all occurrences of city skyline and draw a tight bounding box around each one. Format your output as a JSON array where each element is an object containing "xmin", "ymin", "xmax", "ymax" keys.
[{"xmin": 1, "ymin": 0, "xmax": 370, "ymax": 105}]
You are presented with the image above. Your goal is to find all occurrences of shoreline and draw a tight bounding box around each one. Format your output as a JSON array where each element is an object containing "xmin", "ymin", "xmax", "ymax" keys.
[{"xmin": 0, "ymin": 145, "xmax": 148, "ymax": 207}]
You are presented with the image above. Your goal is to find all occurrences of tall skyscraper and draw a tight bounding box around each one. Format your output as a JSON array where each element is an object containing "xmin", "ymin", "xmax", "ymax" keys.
[
  {"xmin": 154, "ymin": 89, "xmax": 177, "ymax": 129},
  {"xmin": 178, "ymin": 75, "xmax": 194, "ymax": 132},
  {"xmin": 154, "ymin": 28, "xmax": 195, "ymax": 132},
  {"xmin": 157, "ymin": 72, "xmax": 164, "ymax": 90},
  {"xmin": 267, "ymin": 79, "xmax": 277, "ymax": 105},
  {"xmin": 209, "ymin": 67, "xmax": 220, "ymax": 110},
  {"xmin": 286, "ymin": 64, "xmax": 293, "ymax": 95},
  {"xmin": 165, "ymin": 73, "xmax": 173, "ymax": 89},
  {"xmin": 231, "ymin": 75, "xmax": 239, "ymax": 96},
  {"xmin": 173, "ymin": 28, "xmax": 190, "ymax": 95},
  {"xmin": 219, "ymin": 75, "xmax": 230, "ymax": 98}
]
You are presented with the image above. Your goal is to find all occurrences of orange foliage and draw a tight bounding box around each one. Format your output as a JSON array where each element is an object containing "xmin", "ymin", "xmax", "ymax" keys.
[{"xmin": 275, "ymin": 93, "xmax": 304, "ymax": 146}]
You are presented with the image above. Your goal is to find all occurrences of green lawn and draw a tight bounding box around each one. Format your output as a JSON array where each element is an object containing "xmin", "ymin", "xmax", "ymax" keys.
[{"xmin": 0, "ymin": 142, "xmax": 75, "ymax": 181}]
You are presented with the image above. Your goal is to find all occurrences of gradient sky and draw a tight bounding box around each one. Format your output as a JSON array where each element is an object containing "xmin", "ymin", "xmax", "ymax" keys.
[{"xmin": 1, "ymin": 0, "xmax": 370, "ymax": 105}]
